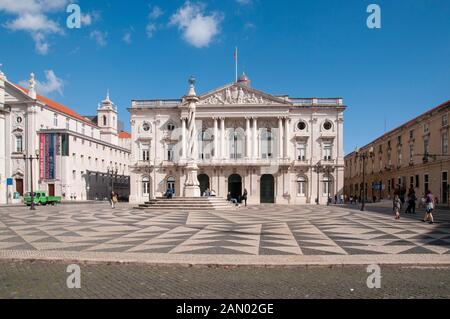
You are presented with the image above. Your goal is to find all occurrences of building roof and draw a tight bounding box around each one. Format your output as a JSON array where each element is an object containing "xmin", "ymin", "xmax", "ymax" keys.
[
  {"xmin": 345, "ymin": 99, "xmax": 450, "ymax": 158},
  {"xmin": 118, "ymin": 131, "xmax": 131, "ymax": 139},
  {"xmin": 15, "ymin": 85, "xmax": 98, "ymax": 127}
]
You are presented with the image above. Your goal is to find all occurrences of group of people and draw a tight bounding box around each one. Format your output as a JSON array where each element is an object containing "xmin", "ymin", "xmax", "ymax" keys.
[
  {"xmin": 202, "ymin": 189, "xmax": 216, "ymax": 197},
  {"xmin": 393, "ymin": 186, "xmax": 436, "ymax": 224},
  {"xmin": 227, "ymin": 189, "xmax": 248, "ymax": 207}
]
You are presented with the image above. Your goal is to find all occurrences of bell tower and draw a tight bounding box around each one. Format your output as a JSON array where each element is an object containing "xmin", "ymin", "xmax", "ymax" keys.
[{"xmin": 97, "ymin": 90, "xmax": 118, "ymax": 145}]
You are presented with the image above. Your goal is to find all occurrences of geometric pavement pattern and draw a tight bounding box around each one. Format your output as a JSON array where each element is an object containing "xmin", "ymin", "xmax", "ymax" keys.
[{"xmin": 1, "ymin": 204, "xmax": 450, "ymax": 256}]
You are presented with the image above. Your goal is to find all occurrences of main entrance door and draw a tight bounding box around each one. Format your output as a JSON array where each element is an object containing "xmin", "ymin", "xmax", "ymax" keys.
[
  {"xmin": 260, "ymin": 174, "xmax": 275, "ymax": 203},
  {"xmin": 48, "ymin": 184, "xmax": 55, "ymax": 196},
  {"xmin": 15, "ymin": 179, "xmax": 23, "ymax": 196},
  {"xmin": 198, "ymin": 174, "xmax": 210, "ymax": 196},
  {"xmin": 228, "ymin": 174, "xmax": 242, "ymax": 201}
]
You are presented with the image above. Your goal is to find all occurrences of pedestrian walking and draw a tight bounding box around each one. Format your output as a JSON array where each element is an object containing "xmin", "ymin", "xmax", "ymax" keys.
[
  {"xmin": 393, "ymin": 195, "xmax": 401, "ymax": 220},
  {"xmin": 422, "ymin": 190, "xmax": 435, "ymax": 224},
  {"xmin": 405, "ymin": 186, "xmax": 416, "ymax": 214},
  {"xmin": 242, "ymin": 189, "xmax": 248, "ymax": 207},
  {"xmin": 110, "ymin": 191, "xmax": 118, "ymax": 209}
]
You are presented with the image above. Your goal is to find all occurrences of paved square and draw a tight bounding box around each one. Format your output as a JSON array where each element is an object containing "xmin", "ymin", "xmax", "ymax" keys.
[{"xmin": 0, "ymin": 203, "xmax": 449, "ymax": 263}]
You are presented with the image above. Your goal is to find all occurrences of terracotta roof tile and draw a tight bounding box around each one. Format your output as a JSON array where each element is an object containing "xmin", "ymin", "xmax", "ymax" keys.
[
  {"xmin": 15, "ymin": 85, "xmax": 98, "ymax": 127},
  {"xmin": 118, "ymin": 131, "xmax": 131, "ymax": 139}
]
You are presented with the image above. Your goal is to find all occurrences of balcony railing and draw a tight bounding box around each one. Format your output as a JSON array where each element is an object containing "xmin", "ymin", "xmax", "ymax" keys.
[
  {"xmin": 290, "ymin": 98, "xmax": 343, "ymax": 106},
  {"xmin": 131, "ymin": 100, "xmax": 182, "ymax": 108}
]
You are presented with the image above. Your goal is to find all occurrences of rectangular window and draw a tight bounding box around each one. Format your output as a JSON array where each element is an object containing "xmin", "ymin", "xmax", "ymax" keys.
[
  {"xmin": 82, "ymin": 124, "xmax": 85, "ymax": 135},
  {"xmin": 66, "ymin": 118, "xmax": 70, "ymax": 130},
  {"xmin": 409, "ymin": 130, "xmax": 414, "ymax": 139},
  {"xmin": 15, "ymin": 135, "xmax": 23, "ymax": 152},
  {"xmin": 442, "ymin": 133, "xmax": 449, "ymax": 154},
  {"xmin": 297, "ymin": 143, "xmax": 307, "ymax": 161},
  {"xmin": 54, "ymin": 114, "xmax": 58, "ymax": 127},
  {"xmin": 424, "ymin": 174, "xmax": 429, "ymax": 193},
  {"xmin": 409, "ymin": 144, "xmax": 414, "ymax": 162},
  {"xmin": 323, "ymin": 143, "xmax": 332, "ymax": 161},
  {"xmin": 415, "ymin": 175, "xmax": 419, "ymax": 188},
  {"xmin": 167, "ymin": 144, "xmax": 175, "ymax": 162},
  {"xmin": 424, "ymin": 138, "xmax": 430, "ymax": 155},
  {"xmin": 424, "ymin": 123, "xmax": 429, "ymax": 134},
  {"xmin": 141, "ymin": 144, "xmax": 150, "ymax": 161},
  {"xmin": 443, "ymin": 115, "xmax": 448, "ymax": 127}
]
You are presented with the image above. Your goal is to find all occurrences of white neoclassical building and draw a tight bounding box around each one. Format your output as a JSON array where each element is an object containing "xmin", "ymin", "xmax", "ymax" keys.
[
  {"xmin": 129, "ymin": 75, "xmax": 346, "ymax": 205},
  {"xmin": 0, "ymin": 69, "xmax": 131, "ymax": 204}
]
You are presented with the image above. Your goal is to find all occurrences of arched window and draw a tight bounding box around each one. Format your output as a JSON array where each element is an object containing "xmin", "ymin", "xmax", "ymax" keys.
[
  {"xmin": 198, "ymin": 130, "xmax": 213, "ymax": 159},
  {"xmin": 103, "ymin": 115, "xmax": 107, "ymax": 126},
  {"xmin": 142, "ymin": 177, "xmax": 150, "ymax": 196},
  {"xmin": 229, "ymin": 129, "xmax": 244, "ymax": 159},
  {"xmin": 297, "ymin": 176, "xmax": 308, "ymax": 196},
  {"xmin": 261, "ymin": 128, "xmax": 273, "ymax": 159}
]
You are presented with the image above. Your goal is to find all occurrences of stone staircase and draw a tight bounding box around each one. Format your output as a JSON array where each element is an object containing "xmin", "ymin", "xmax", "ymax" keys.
[{"xmin": 135, "ymin": 197, "xmax": 234, "ymax": 211}]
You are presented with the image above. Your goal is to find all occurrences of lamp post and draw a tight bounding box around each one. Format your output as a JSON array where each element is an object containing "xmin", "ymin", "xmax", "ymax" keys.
[
  {"xmin": 107, "ymin": 165, "xmax": 118, "ymax": 194},
  {"xmin": 23, "ymin": 150, "xmax": 40, "ymax": 211},
  {"xmin": 323, "ymin": 165, "xmax": 335, "ymax": 206},
  {"xmin": 313, "ymin": 161, "xmax": 322, "ymax": 205},
  {"xmin": 355, "ymin": 146, "xmax": 374, "ymax": 211}
]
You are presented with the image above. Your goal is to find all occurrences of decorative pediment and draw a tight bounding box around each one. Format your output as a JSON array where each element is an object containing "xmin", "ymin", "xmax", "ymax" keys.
[{"xmin": 198, "ymin": 84, "xmax": 289, "ymax": 106}]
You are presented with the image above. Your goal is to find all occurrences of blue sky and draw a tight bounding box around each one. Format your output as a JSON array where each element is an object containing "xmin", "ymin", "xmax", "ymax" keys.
[{"xmin": 0, "ymin": 0, "xmax": 449, "ymax": 154}]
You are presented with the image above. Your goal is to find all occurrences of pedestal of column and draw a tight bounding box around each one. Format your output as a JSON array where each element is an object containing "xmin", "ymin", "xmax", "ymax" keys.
[{"xmin": 184, "ymin": 160, "xmax": 201, "ymax": 197}]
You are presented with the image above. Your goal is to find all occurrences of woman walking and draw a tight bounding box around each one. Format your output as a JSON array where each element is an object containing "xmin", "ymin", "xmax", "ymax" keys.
[
  {"xmin": 393, "ymin": 195, "xmax": 401, "ymax": 220},
  {"xmin": 110, "ymin": 191, "xmax": 118, "ymax": 209},
  {"xmin": 422, "ymin": 190, "xmax": 435, "ymax": 224}
]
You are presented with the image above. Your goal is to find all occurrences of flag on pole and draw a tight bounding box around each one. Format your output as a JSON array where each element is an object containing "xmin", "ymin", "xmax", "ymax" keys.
[{"xmin": 234, "ymin": 47, "xmax": 238, "ymax": 82}]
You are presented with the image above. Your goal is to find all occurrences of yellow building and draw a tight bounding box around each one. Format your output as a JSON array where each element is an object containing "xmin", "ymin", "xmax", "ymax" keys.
[{"xmin": 344, "ymin": 100, "xmax": 449, "ymax": 206}]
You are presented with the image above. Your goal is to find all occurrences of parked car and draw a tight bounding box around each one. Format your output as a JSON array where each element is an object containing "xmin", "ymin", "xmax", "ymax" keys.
[{"xmin": 24, "ymin": 191, "xmax": 62, "ymax": 206}]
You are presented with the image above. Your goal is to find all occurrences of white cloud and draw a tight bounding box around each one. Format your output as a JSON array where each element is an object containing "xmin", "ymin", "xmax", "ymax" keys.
[
  {"xmin": 0, "ymin": 0, "xmax": 68, "ymax": 55},
  {"xmin": 90, "ymin": 30, "xmax": 107, "ymax": 47},
  {"xmin": 81, "ymin": 11, "xmax": 100, "ymax": 26},
  {"xmin": 19, "ymin": 70, "xmax": 64, "ymax": 96},
  {"xmin": 146, "ymin": 23, "xmax": 157, "ymax": 38},
  {"xmin": 169, "ymin": 1, "xmax": 223, "ymax": 48},
  {"xmin": 235, "ymin": 0, "xmax": 252, "ymax": 5},
  {"xmin": 145, "ymin": 5, "xmax": 163, "ymax": 39},
  {"xmin": 122, "ymin": 26, "xmax": 134, "ymax": 44},
  {"xmin": 149, "ymin": 6, "xmax": 163, "ymax": 20}
]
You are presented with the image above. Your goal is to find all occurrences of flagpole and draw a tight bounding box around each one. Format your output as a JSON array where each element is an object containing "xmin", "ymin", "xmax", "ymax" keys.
[{"xmin": 235, "ymin": 47, "xmax": 238, "ymax": 83}]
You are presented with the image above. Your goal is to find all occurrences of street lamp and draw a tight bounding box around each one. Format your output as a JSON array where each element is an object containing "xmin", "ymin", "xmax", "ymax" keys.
[
  {"xmin": 313, "ymin": 161, "xmax": 322, "ymax": 205},
  {"xmin": 323, "ymin": 165, "xmax": 335, "ymax": 206},
  {"xmin": 107, "ymin": 165, "xmax": 119, "ymax": 194},
  {"xmin": 355, "ymin": 146, "xmax": 374, "ymax": 211},
  {"xmin": 23, "ymin": 150, "xmax": 40, "ymax": 211}
]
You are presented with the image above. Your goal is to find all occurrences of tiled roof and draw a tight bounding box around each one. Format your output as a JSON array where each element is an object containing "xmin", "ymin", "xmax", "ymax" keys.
[
  {"xmin": 118, "ymin": 131, "xmax": 131, "ymax": 139},
  {"xmin": 15, "ymin": 85, "xmax": 98, "ymax": 127}
]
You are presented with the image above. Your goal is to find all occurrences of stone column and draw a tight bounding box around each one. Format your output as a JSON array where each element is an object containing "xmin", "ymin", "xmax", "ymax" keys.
[
  {"xmin": 181, "ymin": 117, "xmax": 186, "ymax": 159},
  {"xmin": 252, "ymin": 117, "xmax": 258, "ymax": 159},
  {"xmin": 284, "ymin": 117, "xmax": 290, "ymax": 159},
  {"xmin": 278, "ymin": 117, "xmax": 283, "ymax": 159},
  {"xmin": 220, "ymin": 117, "xmax": 226, "ymax": 159},
  {"xmin": 245, "ymin": 117, "xmax": 251, "ymax": 159},
  {"xmin": 213, "ymin": 117, "xmax": 218, "ymax": 159}
]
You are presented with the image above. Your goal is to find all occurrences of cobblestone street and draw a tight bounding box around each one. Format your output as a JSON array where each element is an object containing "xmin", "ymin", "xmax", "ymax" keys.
[{"xmin": 1, "ymin": 260, "xmax": 449, "ymax": 298}]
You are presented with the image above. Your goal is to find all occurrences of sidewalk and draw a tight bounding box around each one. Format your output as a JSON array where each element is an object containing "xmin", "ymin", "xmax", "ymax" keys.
[
  {"xmin": 0, "ymin": 200, "xmax": 111, "ymax": 208},
  {"xmin": 341, "ymin": 200, "xmax": 450, "ymax": 223}
]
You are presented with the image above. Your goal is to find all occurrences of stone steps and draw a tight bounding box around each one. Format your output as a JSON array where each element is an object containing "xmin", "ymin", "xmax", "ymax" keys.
[{"xmin": 134, "ymin": 197, "xmax": 233, "ymax": 211}]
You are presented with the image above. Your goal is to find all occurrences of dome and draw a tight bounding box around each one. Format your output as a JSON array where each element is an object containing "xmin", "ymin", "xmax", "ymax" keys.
[{"xmin": 237, "ymin": 73, "xmax": 251, "ymax": 86}]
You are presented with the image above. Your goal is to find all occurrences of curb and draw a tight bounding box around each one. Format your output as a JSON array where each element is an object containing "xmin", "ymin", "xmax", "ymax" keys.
[{"xmin": 1, "ymin": 250, "xmax": 450, "ymax": 267}]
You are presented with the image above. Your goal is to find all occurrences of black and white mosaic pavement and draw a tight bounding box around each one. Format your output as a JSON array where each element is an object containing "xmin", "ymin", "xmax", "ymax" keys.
[{"xmin": 0, "ymin": 204, "xmax": 449, "ymax": 256}]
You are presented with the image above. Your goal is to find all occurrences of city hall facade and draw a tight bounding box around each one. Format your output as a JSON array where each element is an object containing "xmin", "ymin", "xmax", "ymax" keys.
[{"xmin": 129, "ymin": 75, "xmax": 346, "ymax": 205}]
